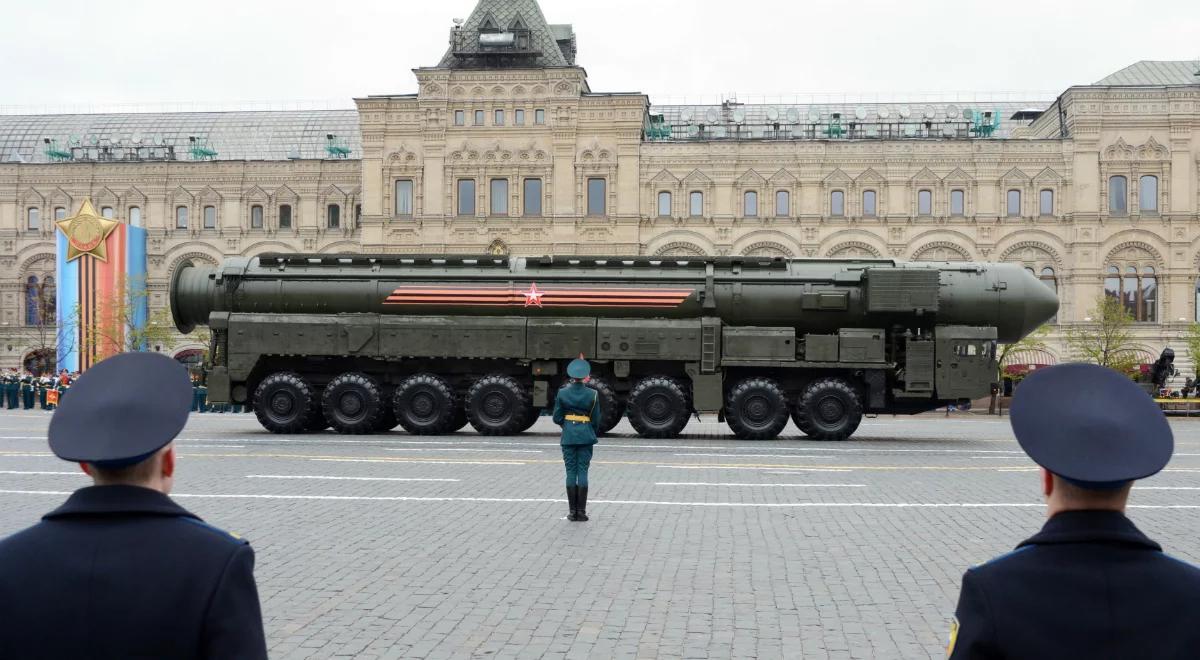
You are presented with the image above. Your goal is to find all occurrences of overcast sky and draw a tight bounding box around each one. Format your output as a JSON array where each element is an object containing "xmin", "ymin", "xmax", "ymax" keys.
[{"xmin": 2, "ymin": 0, "xmax": 1198, "ymax": 112}]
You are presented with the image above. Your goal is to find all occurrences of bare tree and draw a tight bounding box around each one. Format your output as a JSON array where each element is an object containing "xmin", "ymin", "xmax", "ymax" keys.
[
  {"xmin": 77, "ymin": 275, "xmax": 179, "ymax": 360},
  {"xmin": 1065, "ymin": 294, "xmax": 1140, "ymax": 375}
]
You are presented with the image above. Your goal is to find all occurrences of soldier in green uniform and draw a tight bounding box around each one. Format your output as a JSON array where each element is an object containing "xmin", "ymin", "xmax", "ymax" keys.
[
  {"xmin": 20, "ymin": 374, "xmax": 35, "ymax": 410},
  {"xmin": 552, "ymin": 358, "xmax": 602, "ymax": 522},
  {"xmin": 193, "ymin": 377, "xmax": 208, "ymax": 413},
  {"xmin": 37, "ymin": 377, "xmax": 49, "ymax": 410},
  {"xmin": 1, "ymin": 372, "xmax": 12, "ymax": 410}
]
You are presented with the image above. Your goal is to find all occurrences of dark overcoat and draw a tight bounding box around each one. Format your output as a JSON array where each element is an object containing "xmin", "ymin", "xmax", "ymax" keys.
[
  {"xmin": 0, "ymin": 485, "xmax": 268, "ymax": 660},
  {"xmin": 949, "ymin": 510, "xmax": 1200, "ymax": 659}
]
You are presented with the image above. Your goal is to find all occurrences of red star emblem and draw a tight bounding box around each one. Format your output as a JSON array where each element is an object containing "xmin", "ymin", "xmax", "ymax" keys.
[{"xmin": 523, "ymin": 283, "xmax": 544, "ymax": 307}]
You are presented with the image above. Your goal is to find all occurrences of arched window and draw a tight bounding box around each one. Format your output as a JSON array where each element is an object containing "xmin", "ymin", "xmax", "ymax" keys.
[
  {"xmin": 129, "ymin": 206, "xmax": 142, "ymax": 228},
  {"xmin": 42, "ymin": 276, "xmax": 55, "ymax": 324},
  {"xmin": 100, "ymin": 206, "xmax": 113, "ymax": 218},
  {"xmin": 54, "ymin": 207, "xmax": 66, "ymax": 221},
  {"xmin": 202, "ymin": 205, "xmax": 216, "ymax": 229},
  {"xmin": 1007, "ymin": 190, "xmax": 1021, "ymax": 217},
  {"xmin": 175, "ymin": 206, "xmax": 188, "ymax": 229},
  {"xmin": 917, "ymin": 190, "xmax": 932, "ymax": 216},
  {"xmin": 26, "ymin": 208, "xmax": 39, "ymax": 231},
  {"xmin": 657, "ymin": 191, "xmax": 672, "ymax": 217},
  {"xmin": 278, "ymin": 204, "xmax": 293, "ymax": 229},
  {"xmin": 1139, "ymin": 175, "xmax": 1158, "ymax": 213},
  {"xmin": 1106, "ymin": 263, "xmax": 1156, "ymax": 322},
  {"xmin": 327, "ymin": 204, "xmax": 341, "ymax": 228},
  {"xmin": 776, "ymin": 190, "xmax": 790, "ymax": 217},
  {"xmin": 1039, "ymin": 189, "xmax": 1054, "ymax": 216},
  {"xmin": 1040, "ymin": 267, "xmax": 1058, "ymax": 323},
  {"xmin": 25, "ymin": 276, "xmax": 40, "ymax": 326},
  {"xmin": 830, "ymin": 190, "xmax": 845, "ymax": 217},
  {"xmin": 950, "ymin": 189, "xmax": 965, "ymax": 216},
  {"xmin": 689, "ymin": 191, "xmax": 704, "ymax": 217},
  {"xmin": 744, "ymin": 190, "xmax": 758, "ymax": 217},
  {"xmin": 1109, "ymin": 176, "xmax": 1127, "ymax": 215},
  {"xmin": 862, "ymin": 190, "xmax": 877, "ymax": 217},
  {"xmin": 250, "ymin": 205, "xmax": 264, "ymax": 229}
]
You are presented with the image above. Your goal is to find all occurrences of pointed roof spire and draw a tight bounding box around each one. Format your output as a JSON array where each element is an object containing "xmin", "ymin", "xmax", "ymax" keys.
[{"xmin": 438, "ymin": 0, "xmax": 575, "ymax": 69}]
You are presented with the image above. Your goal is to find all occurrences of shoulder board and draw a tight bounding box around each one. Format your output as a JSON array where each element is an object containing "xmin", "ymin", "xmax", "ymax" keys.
[
  {"xmin": 179, "ymin": 516, "xmax": 248, "ymax": 545},
  {"xmin": 972, "ymin": 545, "xmax": 1034, "ymax": 569}
]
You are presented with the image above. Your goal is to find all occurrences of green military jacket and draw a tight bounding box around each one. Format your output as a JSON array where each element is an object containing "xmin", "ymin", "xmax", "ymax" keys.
[{"xmin": 552, "ymin": 382, "xmax": 602, "ymax": 446}]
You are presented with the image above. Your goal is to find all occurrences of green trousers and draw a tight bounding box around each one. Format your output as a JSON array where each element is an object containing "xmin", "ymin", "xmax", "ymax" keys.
[{"xmin": 561, "ymin": 445, "xmax": 594, "ymax": 487}]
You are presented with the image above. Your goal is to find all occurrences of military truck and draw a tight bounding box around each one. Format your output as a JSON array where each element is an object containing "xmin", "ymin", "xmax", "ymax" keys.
[{"xmin": 171, "ymin": 254, "xmax": 1058, "ymax": 441}]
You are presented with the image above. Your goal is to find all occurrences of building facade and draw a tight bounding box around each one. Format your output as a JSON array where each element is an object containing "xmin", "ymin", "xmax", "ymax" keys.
[{"xmin": 2, "ymin": 0, "xmax": 1199, "ymax": 375}]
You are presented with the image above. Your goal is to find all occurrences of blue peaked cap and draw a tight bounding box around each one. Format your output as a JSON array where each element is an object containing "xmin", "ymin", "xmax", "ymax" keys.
[{"xmin": 1010, "ymin": 363, "xmax": 1173, "ymax": 488}]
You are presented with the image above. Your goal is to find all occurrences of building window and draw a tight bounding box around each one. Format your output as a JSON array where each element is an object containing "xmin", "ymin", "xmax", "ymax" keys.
[
  {"xmin": 278, "ymin": 204, "xmax": 292, "ymax": 229},
  {"xmin": 1039, "ymin": 189, "xmax": 1054, "ymax": 216},
  {"xmin": 744, "ymin": 191, "xmax": 758, "ymax": 218},
  {"xmin": 128, "ymin": 206, "xmax": 142, "ymax": 228},
  {"xmin": 327, "ymin": 204, "xmax": 341, "ymax": 228},
  {"xmin": 587, "ymin": 178, "xmax": 606, "ymax": 217},
  {"xmin": 1007, "ymin": 190, "xmax": 1021, "ymax": 217},
  {"xmin": 176, "ymin": 206, "xmax": 188, "ymax": 229},
  {"xmin": 26, "ymin": 208, "xmax": 39, "ymax": 230},
  {"xmin": 918, "ymin": 190, "xmax": 932, "ymax": 216},
  {"xmin": 1041, "ymin": 267, "xmax": 1058, "ymax": 323},
  {"xmin": 951, "ymin": 189, "xmax": 965, "ymax": 216},
  {"xmin": 689, "ymin": 191, "xmax": 704, "ymax": 217},
  {"xmin": 494, "ymin": 109, "xmax": 505, "ymax": 126},
  {"xmin": 203, "ymin": 205, "xmax": 217, "ymax": 229},
  {"xmin": 535, "ymin": 109, "xmax": 545, "ymax": 125},
  {"xmin": 101, "ymin": 206, "xmax": 113, "ymax": 218},
  {"xmin": 523, "ymin": 178, "xmax": 542, "ymax": 216},
  {"xmin": 490, "ymin": 178, "xmax": 509, "ymax": 215},
  {"xmin": 1139, "ymin": 175, "xmax": 1158, "ymax": 213},
  {"xmin": 474, "ymin": 110, "xmax": 485, "ymax": 126},
  {"xmin": 250, "ymin": 205, "xmax": 264, "ymax": 229},
  {"xmin": 776, "ymin": 190, "xmax": 790, "ymax": 217},
  {"xmin": 862, "ymin": 190, "xmax": 876, "ymax": 217},
  {"xmin": 454, "ymin": 110, "xmax": 465, "ymax": 126},
  {"xmin": 458, "ymin": 179, "xmax": 476, "ymax": 216},
  {"xmin": 25, "ymin": 276, "xmax": 40, "ymax": 326},
  {"xmin": 54, "ymin": 207, "xmax": 66, "ymax": 221},
  {"xmin": 515, "ymin": 109, "xmax": 525, "ymax": 126},
  {"xmin": 1105, "ymin": 265, "xmax": 1157, "ymax": 322},
  {"xmin": 830, "ymin": 190, "xmax": 845, "ymax": 217},
  {"xmin": 658, "ymin": 191, "xmax": 672, "ymax": 218},
  {"xmin": 395, "ymin": 180, "xmax": 414, "ymax": 216},
  {"xmin": 1109, "ymin": 176, "xmax": 1127, "ymax": 215}
]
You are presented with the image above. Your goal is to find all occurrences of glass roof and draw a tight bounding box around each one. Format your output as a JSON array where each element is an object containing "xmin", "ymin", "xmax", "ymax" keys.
[{"xmin": 0, "ymin": 110, "xmax": 361, "ymax": 163}]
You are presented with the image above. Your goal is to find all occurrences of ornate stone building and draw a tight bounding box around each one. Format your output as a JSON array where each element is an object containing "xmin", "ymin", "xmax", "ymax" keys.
[{"xmin": 2, "ymin": 0, "xmax": 1199, "ymax": 375}]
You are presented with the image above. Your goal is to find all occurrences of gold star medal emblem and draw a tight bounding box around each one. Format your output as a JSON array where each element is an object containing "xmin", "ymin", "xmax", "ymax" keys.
[{"xmin": 57, "ymin": 200, "xmax": 120, "ymax": 262}]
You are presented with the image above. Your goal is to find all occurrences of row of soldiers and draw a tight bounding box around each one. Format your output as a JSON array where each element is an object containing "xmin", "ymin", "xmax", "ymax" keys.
[{"xmin": 1, "ymin": 369, "xmax": 75, "ymax": 411}]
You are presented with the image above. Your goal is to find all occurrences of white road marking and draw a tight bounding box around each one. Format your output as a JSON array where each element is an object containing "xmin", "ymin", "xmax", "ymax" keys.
[
  {"xmin": 765, "ymin": 469, "xmax": 855, "ymax": 474},
  {"xmin": 657, "ymin": 465, "xmax": 856, "ymax": 473},
  {"xmin": 674, "ymin": 453, "xmax": 838, "ymax": 459},
  {"xmin": 998, "ymin": 468, "xmax": 1040, "ymax": 472},
  {"xmin": 1, "ymin": 489, "xmax": 1199, "ymax": 509},
  {"xmin": 0, "ymin": 453, "xmax": 55, "ymax": 457},
  {"xmin": 655, "ymin": 482, "xmax": 867, "ymax": 488},
  {"xmin": 311, "ymin": 458, "xmax": 526, "ymax": 466},
  {"xmin": 0, "ymin": 470, "xmax": 81, "ymax": 476},
  {"xmin": 0, "ymin": 436, "xmax": 44, "ymax": 440},
  {"xmin": 247, "ymin": 475, "xmax": 460, "ymax": 483},
  {"xmin": 1139, "ymin": 486, "xmax": 1200, "ymax": 490},
  {"xmin": 383, "ymin": 447, "xmax": 542, "ymax": 454}
]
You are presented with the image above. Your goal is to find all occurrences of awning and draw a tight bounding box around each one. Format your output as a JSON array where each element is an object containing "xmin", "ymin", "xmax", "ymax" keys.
[{"xmin": 1002, "ymin": 348, "xmax": 1057, "ymax": 375}]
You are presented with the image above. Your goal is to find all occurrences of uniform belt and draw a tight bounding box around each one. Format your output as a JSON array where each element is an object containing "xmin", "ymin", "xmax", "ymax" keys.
[{"xmin": 564, "ymin": 414, "xmax": 591, "ymax": 423}]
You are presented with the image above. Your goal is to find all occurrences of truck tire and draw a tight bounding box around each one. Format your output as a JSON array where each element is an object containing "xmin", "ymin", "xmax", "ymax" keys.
[
  {"xmin": 586, "ymin": 376, "xmax": 623, "ymax": 436},
  {"xmin": 517, "ymin": 407, "xmax": 542, "ymax": 433},
  {"xmin": 253, "ymin": 372, "xmax": 317, "ymax": 434},
  {"xmin": 322, "ymin": 372, "xmax": 386, "ymax": 435},
  {"xmin": 393, "ymin": 374, "xmax": 457, "ymax": 435},
  {"xmin": 627, "ymin": 376, "xmax": 690, "ymax": 439},
  {"xmin": 792, "ymin": 377, "xmax": 863, "ymax": 441},
  {"xmin": 725, "ymin": 377, "xmax": 790, "ymax": 440},
  {"xmin": 374, "ymin": 405, "xmax": 399, "ymax": 433},
  {"xmin": 466, "ymin": 375, "xmax": 531, "ymax": 436},
  {"xmin": 301, "ymin": 404, "xmax": 329, "ymax": 433}
]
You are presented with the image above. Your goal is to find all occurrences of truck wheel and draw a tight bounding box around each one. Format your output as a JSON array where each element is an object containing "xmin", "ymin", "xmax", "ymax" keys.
[
  {"xmin": 586, "ymin": 377, "xmax": 623, "ymax": 436},
  {"xmin": 627, "ymin": 376, "xmax": 690, "ymax": 439},
  {"xmin": 393, "ymin": 374, "xmax": 457, "ymax": 435},
  {"xmin": 374, "ymin": 405, "xmax": 399, "ymax": 433},
  {"xmin": 253, "ymin": 372, "xmax": 317, "ymax": 434},
  {"xmin": 792, "ymin": 377, "xmax": 863, "ymax": 441},
  {"xmin": 322, "ymin": 372, "xmax": 386, "ymax": 435},
  {"xmin": 517, "ymin": 407, "xmax": 542, "ymax": 433},
  {"xmin": 466, "ymin": 375, "xmax": 531, "ymax": 436},
  {"xmin": 301, "ymin": 404, "xmax": 329, "ymax": 433},
  {"xmin": 725, "ymin": 377, "xmax": 790, "ymax": 440}
]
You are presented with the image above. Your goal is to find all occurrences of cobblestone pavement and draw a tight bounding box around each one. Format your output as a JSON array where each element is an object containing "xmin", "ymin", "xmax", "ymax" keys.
[{"xmin": 2, "ymin": 409, "xmax": 1199, "ymax": 659}]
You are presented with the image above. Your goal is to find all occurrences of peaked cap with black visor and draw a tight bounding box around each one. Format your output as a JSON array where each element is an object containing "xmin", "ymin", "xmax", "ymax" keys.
[
  {"xmin": 1010, "ymin": 363, "xmax": 1173, "ymax": 489},
  {"xmin": 48, "ymin": 352, "xmax": 193, "ymax": 468}
]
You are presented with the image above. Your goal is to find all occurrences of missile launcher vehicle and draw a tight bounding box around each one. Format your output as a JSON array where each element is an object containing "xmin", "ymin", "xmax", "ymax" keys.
[{"xmin": 171, "ymin": 254, "xmax": 1058, "ymax": 441}]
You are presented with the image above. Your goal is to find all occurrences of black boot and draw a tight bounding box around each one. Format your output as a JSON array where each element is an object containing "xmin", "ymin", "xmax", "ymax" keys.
[
  {"xmin": 576, "ymin": 486, "xmax": 588, "ymax": 522},
  {"xmin": 566, "ymin": 486, "xmax": 579, "ymax": 521}
]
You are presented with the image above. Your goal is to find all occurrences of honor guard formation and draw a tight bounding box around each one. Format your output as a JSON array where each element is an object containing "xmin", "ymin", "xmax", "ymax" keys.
[{"xmin": 1, "ymin": 368, "xmax": 74, "ymax": 412}]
